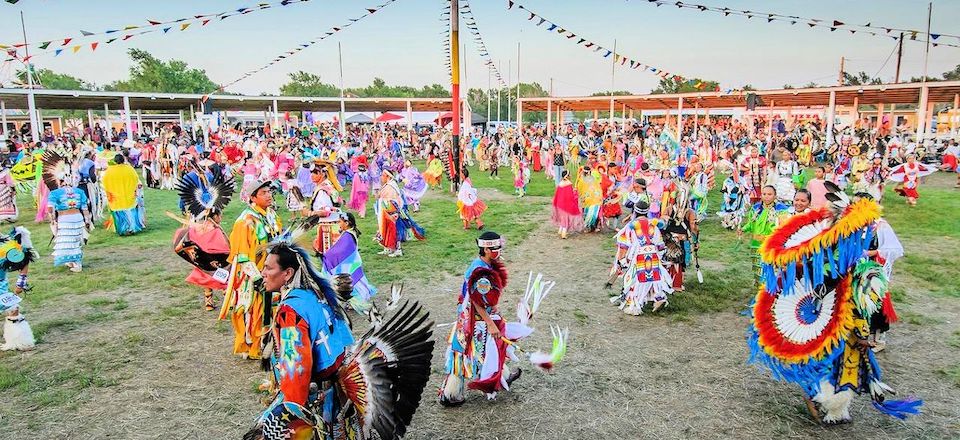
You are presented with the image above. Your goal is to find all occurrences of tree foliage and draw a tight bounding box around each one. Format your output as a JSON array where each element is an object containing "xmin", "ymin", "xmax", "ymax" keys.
[
  {"xmin": 279, "ymin": 73, "xmax": 450, "ymax": 99},
  {"xmin": 17, "ymin": 68, "xmax": 92, "ymax": 90},
  {"xmin": 104, "ymin": 49, "xmax": 219, "ymax": 94},
  {"xmin": 842, "ymin": 71, "xmax": 882, "ymax": 86}
]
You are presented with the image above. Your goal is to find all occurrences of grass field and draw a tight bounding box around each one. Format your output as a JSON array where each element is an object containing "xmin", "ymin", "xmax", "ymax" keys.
[{"xmin": 0, "ymin": 165, "xmax": 957, "ymax": 439}]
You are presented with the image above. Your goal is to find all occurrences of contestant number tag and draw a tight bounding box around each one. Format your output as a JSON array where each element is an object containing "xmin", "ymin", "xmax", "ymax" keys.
[{"xmin": 213, "ymin": 268, "xmax": 230, "ymax": 283}]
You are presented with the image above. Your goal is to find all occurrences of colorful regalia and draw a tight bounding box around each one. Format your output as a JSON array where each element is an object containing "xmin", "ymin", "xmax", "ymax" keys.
[
  {"xmin": 401, "ymin": 164, "xmax": 428, "ymax": 211},
  {"xmin": 102, "ymin": 158, "xmax": 146, "ymax": 236},
  {"xmin": 747, "ymin": 187, "xmax": 922, "ymax": 424},
  {"xmin": 611, "ymin": 207, "xmax": 672, "ymax": 315},
  {"xmin": 245, "ymin": 243, "xmax": 434, "ymax": 440},
  {"xmin": 172, "ymin": 170, "xmax": 235, "ymax": 310},
  {"xmin": 774, "ymin": 159, "xmax": 799, "ymax": 204},
  {"xmin": 687, "ymin": 165, "xmax": 709, "ymax": 222},
  {"xmin": 1, "ymin": 232, "xmax": 35, "ymax": 351},
  {"xmin": 321, "ymin": 228, "xmax": 377, "ymax": 314},
  {"xmin": 0, "ymin": 168, "xmax": 18, "ymax": 222},
  {"xmin": 717, "ymin": 175, "xmax": 746, "ymax": 230},
  {"xmin": 423, "ymin": 157, "xmax": 444, "ymax": 188},
  {"xmin": 220, "ymin": 187, "xmax": 282, "ymax": 360},
  {"xmin": 307, "ymin": 171, "xmax": 343, "ymax": 257},
  {"xmin": 888, "ymin": 160, "xmax": 936, "ymax": 204},
  {"xmin": 576, "ymin": 169, "xmax": 603, "ymax": 231},
  {"xmin": 456, "ymin": 177, "xmax": 487, "ymax": 230},
  {"xmin": 42, "ymin": 150, "xmax": 90, "ymax": 272},
  {"xmin": 741, "ymin": 200, "xmax": 789, "ymax": 285},
  {"xmin": 347, "ymin": 164, "xmax": 370, "ymax": 218},
  {"xmin": 551, "ymin": 178, "xmax": 582, "ymax": 238}
]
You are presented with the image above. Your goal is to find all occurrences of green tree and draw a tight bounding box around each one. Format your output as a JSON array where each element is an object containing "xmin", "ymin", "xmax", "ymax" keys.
[
  {"xmin": 279, "ymin": 71, "xmax": 339, "ymax": 96},
  {"xmin": 105, "ymin": 48, "xmax": 219, "ymax": 93},
  {"xmin": 842, "ymin": 71, "xmax": 882, "ymax": 86},
  {"xmin": 783, "ymin": 84, "xmax": 794, "ymax": 89},
  {"xmin": 16, "ymin": 68, "xmax": 92, "ymax": 90},
  {"xmin": 741, "ymin": 84, "xmax": 757, "ymax": 91},
  {"xmin": 803, "ymin": 82, "xmax": 819, "ymax": 88},
  {"xmin": 651, "ymin": 77, "xmax": 719, "ymax": 94},
  {"xmin": 943, "ymin": 64, "xmax": 960, "ymax": 81}
]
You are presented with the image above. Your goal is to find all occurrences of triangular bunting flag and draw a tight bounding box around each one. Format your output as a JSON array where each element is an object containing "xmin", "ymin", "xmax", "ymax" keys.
[
  {"xmin": 91, "ymin": 42, "xmax": 99, "ymax": 51},
  {"xmin": 80, "ymin": 30, "xmax": 95, "ymax": 36},
  {"xmin": 148, "ymin": 20, "xmax": 162, "ymax": 26},
  {"xmin": 585, "ymin": 42, "xmax": 594, "ymax": 47},
  {"xmin": 528, "ymin": 12, "xmax": 535, "ymax": 20},
  {"xmin": 566, "ymin": 33, "xmax": 576, "ymax": 39},
  {"xmin": 577, "ymin": 38, "xmax": 585, "ymax": 44},
  {"xmin": 931, "ymin": 34, "xmax": 940, "ymax": 40},
  {"xmin": 38, "ymin": 41, "xmax": 50, "ymax": 50},
  {"xmin": 106, "ymin": 38, "xmax": 117, "ymax": 44},
  {"xmin": 367, "ymin": 8, "xmax": 376, "ymax": 13},
  {"xmin": 124, "ymin": 25, "xmax": 139, "ymax": 30},
  {"xmin": 123, "ymin": 34, "xmax": 134, "ymax": 40},
  {"xmin": 833, "ymin": 20, "xmax": 843, "ymax": 26},
  {"xmin": 603, "ymin": 50, "xmax": 612, "ymax": 57},
  {"xmin": 63, "ymin": 38, "xmax": 72, "ymax": 46},
  {"xmin": 620, "ymin": 57, "xmax": 627, "ymax": 65},
  {"xmin": 537, "ymin": 18, "xmax": 545, "ymax": 26},
  {"xmin": 72, "ymin": 45, "xmax": 81, "ymax": 53},
  {"xmin": 508, "ymin": 0, "xmax": 514, "ymax": 9},
  {"xmin": 55, "ymin": 49, "xmax": 63, "ymax": 56},
  {"xmin": 163, "ymin": 27, "xmax": 171, "ymax": 33},
  {"xmin": 181, "ymin": 23, "xmax": 191, "ymax": 30},
  {"xmin": 202, "ymin": 19, "xmax": 210, "ymax": 26},
  {"xmin": 547, "ymin": 24, "xmax": 557, "ymax": 31},
  {"xmin": 333, "ymin": 27, "xmax": 341, "ymax": 31}
]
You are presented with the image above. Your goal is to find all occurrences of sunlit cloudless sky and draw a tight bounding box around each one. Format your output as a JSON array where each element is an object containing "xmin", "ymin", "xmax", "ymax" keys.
[{"xmin": 0, "ymin": 0, "xmax": 957, "ymax": 96}]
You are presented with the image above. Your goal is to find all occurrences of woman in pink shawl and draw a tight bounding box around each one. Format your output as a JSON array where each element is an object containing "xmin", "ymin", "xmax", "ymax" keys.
[
  {"xmin": 551, "ymin": 170, "xmax": 582, "ymax": 239},
  {"xmin": 348, "ymin": 159, "xmax": 371, "ymax": 218}
]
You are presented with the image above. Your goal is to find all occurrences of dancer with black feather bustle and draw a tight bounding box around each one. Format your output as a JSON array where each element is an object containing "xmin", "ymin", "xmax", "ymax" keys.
[
  {"xmin": 171, "ymin": 161, "xmax": 235, "ymax": 311},
  {"xmin": 243, "ymin": 240, "xmax": 434, "ymax": 440}
]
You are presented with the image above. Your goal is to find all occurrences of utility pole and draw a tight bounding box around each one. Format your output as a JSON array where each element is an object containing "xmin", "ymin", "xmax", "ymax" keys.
[
  {"xmin": 894, "ymin": 32, "xmax": 904, "ymax": 83},
  {"xmin": 837, "ymin": 56, "xmax": 845, "ymax": 86}
]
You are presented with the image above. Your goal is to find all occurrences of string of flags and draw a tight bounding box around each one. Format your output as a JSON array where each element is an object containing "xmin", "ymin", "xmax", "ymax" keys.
[
  {"xmin": 507, "ymin": 1, "xmax": 732, "ymax": 93},
  {"xmin": 441, "ymin": 0, "xmax": 451, "ymax": 79},
  {"xmin": 640, "ymin": 0, "xmax": 960, "ymax": 49},
  {"xmin": 217, "ymin": 0, "xmax": 398, "ymax": 92},
  {"xmin": 460, "ymin": 0, "xmax": 507, "ymax": 88},
  {"xmin": 1, "ymin": 0, "xmax": 313, "ymax": 62}
]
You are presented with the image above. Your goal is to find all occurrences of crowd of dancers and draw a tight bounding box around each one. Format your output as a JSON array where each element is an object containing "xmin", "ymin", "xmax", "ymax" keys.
[{"xmin": 0, "ymin": 109, "xmax": 945, "ymax": 435}]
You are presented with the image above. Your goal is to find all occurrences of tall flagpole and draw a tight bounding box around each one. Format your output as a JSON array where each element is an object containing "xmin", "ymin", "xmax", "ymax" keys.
[
  {"xmin": 338, "ymin": 41, "xmax": 346, "ymax": 137},
  {"xmin": 921, "ymin": 2, "xmax": 932, "ymax": 82},
  {"xmin": 486, "ymin": 68, "xmax": 491, "ymax": 131},
  {"xmin": 20, "ymin": 12, "xmax": 40, "ymax": 143},
  {"xmin": 516, "ymin": 42, "xmax": 521, "ymax": 126},
  {"xmin": 450, "ymin": 0, "xmax": 461, "ymax": 190},
  {"xmin": 507, "ymin": 59, "xmax": 512, "ymax": 124}
]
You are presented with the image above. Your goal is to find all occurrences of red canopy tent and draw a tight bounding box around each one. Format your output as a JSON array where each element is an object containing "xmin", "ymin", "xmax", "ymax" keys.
[
  {"xmin": 375, "ymin": 112, "xmax": 403, "ymax": 123},
  {"xmin": 435, "ymin": 111, "xmax": 454, "ymax": 126}
]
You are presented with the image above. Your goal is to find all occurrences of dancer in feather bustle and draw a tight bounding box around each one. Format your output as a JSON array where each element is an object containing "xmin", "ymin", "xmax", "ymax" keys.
[
  {"xmin": 243, "ymin": 241, "xmax": 434, "ymax": 440},
  {"xmin": 43, "ymin": 149, "xmax": 92, "ymax": 273},
  {"xmin": 747, "ymin": 182, "xmax": 922, "ymax": 424},
  {"xmin": 172, "ymin": 168, "xmax": 235, "ymax": 311}
]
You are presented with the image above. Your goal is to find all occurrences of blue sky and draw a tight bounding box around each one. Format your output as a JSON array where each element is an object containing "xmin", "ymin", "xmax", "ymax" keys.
[{"xmin": 1, "ymin": 0, "xmax": 958, "ymax": 96}]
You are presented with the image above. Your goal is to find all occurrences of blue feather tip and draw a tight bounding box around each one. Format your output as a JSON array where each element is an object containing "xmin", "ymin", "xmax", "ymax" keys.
[{"xmin": 872, "ymin": 397, "xmax": 923, "ymax": 420}]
